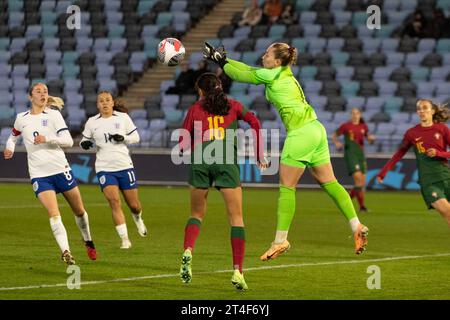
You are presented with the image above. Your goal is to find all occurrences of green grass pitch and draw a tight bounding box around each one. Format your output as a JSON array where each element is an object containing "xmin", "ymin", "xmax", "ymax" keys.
[{"xmin": 0, "ymin": 183, "xmax": 449, "ymax": 300}]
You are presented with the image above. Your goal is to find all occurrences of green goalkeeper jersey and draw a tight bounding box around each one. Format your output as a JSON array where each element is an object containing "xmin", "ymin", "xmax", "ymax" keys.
[{"xmin": 223, "ymin": 59, "xmax": 317, "ymax": 132}]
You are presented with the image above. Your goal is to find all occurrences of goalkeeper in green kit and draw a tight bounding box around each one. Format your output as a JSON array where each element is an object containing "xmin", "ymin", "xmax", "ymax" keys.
[{"xmin": 203, "ymin": 42, "xmax": 369, "ymax": 260}]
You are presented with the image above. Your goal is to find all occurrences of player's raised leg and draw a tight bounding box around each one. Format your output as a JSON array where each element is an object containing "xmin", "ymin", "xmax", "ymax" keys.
[
  {"xmin": 180, "ymin": 187, "xmax": 208, "ymax": 283},
  {"xmin": 122, "ymin": 188, "xmax": 147, "ymax": 237},
  {"xmin": 103, "ymin": 185, "xmax": 131, "ymax": 249},
  {"xmin": 38, "ymin": 190, "xmax": 75, "ymax": 265},
  {"xmin": 260, "ymin": 164, "xmax": 303, "ymax": 261},
  {"xmin": 62, "ymin": 186, "xmax": 96, "ymax": 260},
  {"xmin": 310, "ymin": 163, "xmax": 369, "ymax": 254}
]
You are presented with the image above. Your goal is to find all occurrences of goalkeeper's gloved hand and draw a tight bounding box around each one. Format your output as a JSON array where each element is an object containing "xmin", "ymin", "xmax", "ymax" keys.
[
  {"xmin": 80, "ymin": 140, "xmax": 93, "ymax": 150},
  {"xmin": 108, "ymin": 133, "xmax": 125, "ymax": 142},
  {"xmin": 203, "ymin": 42, "xmax": 228, "ymax": 68}
]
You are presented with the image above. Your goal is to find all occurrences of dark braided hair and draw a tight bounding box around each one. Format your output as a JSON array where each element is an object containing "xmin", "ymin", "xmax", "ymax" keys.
[
  {"xmin": 195, "ymin": 73, "xmax": 230, "ymax": 116},
  {"xmin": 98, "ymin": 91, "xmax": 129, "ymax": 113}
]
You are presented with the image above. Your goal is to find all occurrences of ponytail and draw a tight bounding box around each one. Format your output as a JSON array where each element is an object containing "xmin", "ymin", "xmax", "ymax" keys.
[
  {"xmin": 47, "ymin": 96, "xmax": 64, "ymax": 111},
  {"xmin": 433, "ymin": 102, "xmax": 449, "ymax": 123},
  {"xmin": 195, "ymin": 73, "xmax": 230, "ymax": 116},
  {"xmin": 113, "ymin": 97, "xmax": 129, "ymax": 114},
  {"xmin": 271, "ymin": 43, "xmax": 298, "ymax": 66}
]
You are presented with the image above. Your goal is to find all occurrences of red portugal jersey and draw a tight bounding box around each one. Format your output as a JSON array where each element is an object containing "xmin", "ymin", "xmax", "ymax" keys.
[
  {"xmin": 378, "ymin": 123, "xmax": 450, "ymax": 185},
  {"xmin": 180, "ymin": 98, "xmax": 264, "ymax": 163},
  {"xmin": 336, "ymin": 122, "xmax": 369, "ymax": 149}
]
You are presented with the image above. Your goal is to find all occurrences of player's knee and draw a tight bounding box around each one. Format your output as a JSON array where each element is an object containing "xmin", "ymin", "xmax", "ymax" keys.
[
  {"xmin": 129, "ymin": 202, "xmax": 141, "ymax": 214},
  {"xmin": 107, "ymin": 196, "xmax": 121, "ymax": 208}
]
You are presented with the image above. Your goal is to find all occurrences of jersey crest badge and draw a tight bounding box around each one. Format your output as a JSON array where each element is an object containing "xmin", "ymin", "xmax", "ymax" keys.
[
  {"xmin": 432, "ymin": 192, "xmax": 437, "ymax": 198},
  {"xmin": 99, "ymin": 175, "xmax": 106, "ymax": 185},
  {"xmin": 42, "ymin": 119, "xmax": 48, "ymax": 127}
]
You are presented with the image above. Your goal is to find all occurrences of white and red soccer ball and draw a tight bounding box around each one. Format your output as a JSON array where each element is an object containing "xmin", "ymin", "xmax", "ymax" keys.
[{"xmin": 157, "ymin": 38, "xmax": 186, "ymax": 66}]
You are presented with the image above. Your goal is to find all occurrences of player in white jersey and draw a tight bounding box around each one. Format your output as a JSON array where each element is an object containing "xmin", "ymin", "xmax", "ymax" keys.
[
  {"xmin": 80, "ymin": 91, "xmax": 147, "ymax": 249},
  {"xmin": 3, "ymin": 83, "xmax": 97, "ymax": 265}
]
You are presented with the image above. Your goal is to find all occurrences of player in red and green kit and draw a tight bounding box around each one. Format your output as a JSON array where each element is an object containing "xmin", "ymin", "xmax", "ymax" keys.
[
  {"xmin": 378, "ymin": 99, "xmax": 450, "ymax": 227},
  {"xmin": 332, "ymin": 108, "xmax": 376, "ymax": 212},
  {"xmin": 178, "ymin": 73, "xmax": 266, "ymax": 290},
  {"xmin": 203, "ymin": 42, "xmax": 369, "ymax": 260}
]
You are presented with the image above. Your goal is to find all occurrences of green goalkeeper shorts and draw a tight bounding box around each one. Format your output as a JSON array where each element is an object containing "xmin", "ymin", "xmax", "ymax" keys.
[
  {"xmin": 188, "ymin": 163, "xmax": 241, "ymax": 189},
  {"xmin": 420, "ymin": 179, "xmax": 450, "ymax": 209},
  {"xmin": 281, "ymin": 120, "xmax": 331, "ymax": 168}
]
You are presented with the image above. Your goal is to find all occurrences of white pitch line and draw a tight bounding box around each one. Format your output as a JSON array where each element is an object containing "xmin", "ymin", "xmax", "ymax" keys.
[
  {"xmin": 0, "ymin": 204, "xmax": 429, "ymax": 215},
  {"xmin": 1, "ymin": 252, "xmax": 449, "ymax": 291},
  {"xmin": 0, "ymin": 203, "xmax": 108, "ymax": 209}
]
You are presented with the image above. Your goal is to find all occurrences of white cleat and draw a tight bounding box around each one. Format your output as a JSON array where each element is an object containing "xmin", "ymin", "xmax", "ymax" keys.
[
  {"xmin": 120, "ymin": 239, "xmax": 132, "ymax": 249},
  {"xmin": 132, "ymin": 214, "xmax": 148, "ymax": 237}
]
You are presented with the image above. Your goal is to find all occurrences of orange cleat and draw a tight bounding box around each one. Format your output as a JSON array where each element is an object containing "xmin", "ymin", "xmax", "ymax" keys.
[
  {"xmin": 354, "ymin": 224, "xmax": 369, "ymax": 255},
  {"xmin": 260, "ymin": 240, "xmax": 291, "ymax": 261}
]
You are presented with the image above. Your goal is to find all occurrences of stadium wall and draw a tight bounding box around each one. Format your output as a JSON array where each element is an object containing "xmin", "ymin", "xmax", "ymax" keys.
[{"xmin": 0, "ymin": 150, "xmax": 420, "ymax": 190}]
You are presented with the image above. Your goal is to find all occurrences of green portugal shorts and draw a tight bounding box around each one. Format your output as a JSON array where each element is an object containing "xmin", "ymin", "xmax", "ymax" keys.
[
  {"xmin": 420, "ymin": 179, "xmax": 450, "ymax": 209},
  {"xmin": 281, "ymin": 120, "xmax": 331, "ymax": 168},
  {"xmin": 344, "ymin": 149, "xmax": 367, "ymax": 175},
  {"xmin": 188, "ymin": 163, "xmax": 241, "ymax": 189}
]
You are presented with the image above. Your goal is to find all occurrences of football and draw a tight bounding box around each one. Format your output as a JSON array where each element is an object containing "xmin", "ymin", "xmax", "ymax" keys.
[{"xmin": 157, "ymin": 38, "xmax": 186, "ymax": 66}]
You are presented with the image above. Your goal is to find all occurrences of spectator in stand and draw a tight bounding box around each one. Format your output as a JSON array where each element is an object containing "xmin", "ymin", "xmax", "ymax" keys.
[
  {"xmin": 166, "ymin": 64, "xmax": 196, "ymax": 95},
  {"xmin": 429, "ymin": 8, "xmax": 450, "ymax": 38},
  {"xmin": 401, "ymin": 9, "xmax": 427, "ymax": 38},
  {"xmin": 261, "ymin": 0, "xmax": 283, "ymax": 25},
  {"xmin": 280, "ymin": 3, "xmax": 297, "ymax": 25},
  {"xmin": 238, "ymin": 0, "xmax": 263, "ymax": 27}
]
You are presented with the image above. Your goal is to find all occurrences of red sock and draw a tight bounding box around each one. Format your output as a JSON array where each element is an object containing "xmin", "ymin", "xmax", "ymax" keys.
[
  {"xmin": 356, "ymin": 189, "xmax": 365, "ymax": 208},
  {"xmin": 231, "ymin": 226, "xmax": 245, "ymax": 273},
  {"xmin": 184, "ymin": 218, "xmax": 201, "ymax": 251}
]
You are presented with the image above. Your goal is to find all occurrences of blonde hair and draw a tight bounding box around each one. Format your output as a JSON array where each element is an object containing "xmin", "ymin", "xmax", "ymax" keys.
[
  {"xmin": 47, "ymin": 96, "xmax": 64, "ymax": 110},
  {"xmin": 417, "ymin": 99, "xmax": 449, "ymax": 123},
  {"xmin": 270, "ymin": 43, "xmax": 297, "ymax": 66}
]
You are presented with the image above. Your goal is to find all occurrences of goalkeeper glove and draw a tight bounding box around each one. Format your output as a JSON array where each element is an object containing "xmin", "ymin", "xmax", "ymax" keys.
[
  {"xmin": 108, "ymin": 133, "xmax": 125, "ymax": 142},
  {"xmin": 80, "ymin": 140, "xmax": 93, "ymax": 150},
  {"xmin": 203, "ymin": 42, "xmax": 228, "ymax": 68}
]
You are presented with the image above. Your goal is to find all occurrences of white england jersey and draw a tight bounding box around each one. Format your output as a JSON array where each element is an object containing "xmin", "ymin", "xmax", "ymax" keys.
[
  {"xmin": 82, "ymin": 111, "xmax": 138, "ymax": 173},
  {"xmin": 12, "ymin": 109, "xmax": 72, "ymax": 179}
]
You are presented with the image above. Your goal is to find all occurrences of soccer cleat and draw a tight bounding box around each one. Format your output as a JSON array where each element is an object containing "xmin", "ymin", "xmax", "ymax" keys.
[
  {"xmin": 120, "ymin": 239, "xmax": 132, "ymax": 249},
  {"xmin": 359, "ymin": 206, "xmax": 369, "ymax": 213},
  {"xmin": 132, "ymin": 214, "xmax": 148, "ymax": 237},
  {"xmin": 180, "ymin": 249, "xmax": 192, "ymax": 283},
  {"xmin": 61, "ymin": 250, "xmax": 76, "ymax": 265},
  {"xmin": 231, "ymin": 269, "xmax": 248, "ymax": 291},
  {"xmin": 354, "ymin": 224, "xmax": 369, "ymax": 255},
  {"xmin": 85, "ymin": 241, "xmax": 97, "ymax": 260},
  {"xmin": 260, "ymin": 240, "xmax": 291, "ymax": 261}
]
